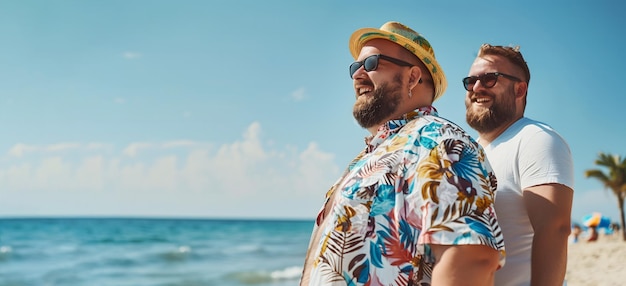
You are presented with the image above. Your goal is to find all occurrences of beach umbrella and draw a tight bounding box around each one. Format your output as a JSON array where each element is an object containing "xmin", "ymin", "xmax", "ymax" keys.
[{"xmin": 581, "ymin": 212, "xmax": 611, "ymax": 228}]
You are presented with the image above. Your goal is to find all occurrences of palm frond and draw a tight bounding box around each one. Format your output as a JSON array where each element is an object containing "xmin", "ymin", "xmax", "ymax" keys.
[{"xmin": 585, "ymin": 152, "xmax": 626, "ymax": 240}]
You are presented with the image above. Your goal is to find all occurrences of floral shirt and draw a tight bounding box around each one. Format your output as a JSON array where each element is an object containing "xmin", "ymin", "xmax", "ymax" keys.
[{"xmin": 302, "ymin": 106, "xmax": 505, "ymax": 286}]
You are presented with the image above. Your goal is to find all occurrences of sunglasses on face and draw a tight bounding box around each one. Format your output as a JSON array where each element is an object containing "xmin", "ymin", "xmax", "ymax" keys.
[
  {"xmin": 462, "ymin": 72, "xmax": 522, "ymax": 91},
  {"xmin": 349, "ymin": 54, "xmax": 413, "ymax": 78}
]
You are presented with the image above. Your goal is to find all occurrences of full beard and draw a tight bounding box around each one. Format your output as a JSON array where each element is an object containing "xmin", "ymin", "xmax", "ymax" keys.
[
  {"xmin": 465, "ymin": 87, "xmax": 516, "ymax": 134},
  {"xmin": 353, "ymin": 74, "xmax": 403, "ymax": 129}
]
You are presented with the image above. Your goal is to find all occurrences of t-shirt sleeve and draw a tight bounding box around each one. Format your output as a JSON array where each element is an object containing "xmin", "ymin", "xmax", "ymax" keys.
[{"xmin": 518, "ymin": 129, "xmax": 574, "ymax": 190}]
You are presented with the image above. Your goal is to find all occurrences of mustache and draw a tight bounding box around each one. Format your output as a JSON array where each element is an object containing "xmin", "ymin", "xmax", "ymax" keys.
[
  {"xmin": 354, "ymin": 79, "xmax": 374, "ymax": 86},
  {"xmin": 470, "ymin": 91, "xmax": 492, "ymax": 100}
]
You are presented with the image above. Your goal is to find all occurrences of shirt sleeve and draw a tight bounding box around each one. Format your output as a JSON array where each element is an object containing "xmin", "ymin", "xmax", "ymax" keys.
[
  {"xmin": 415, "ymin": 135, "xmax": 504, "ymax": 255},
  {"xmin": 518, "ymin": 128, "xmax": 574, "ymax": 190}
]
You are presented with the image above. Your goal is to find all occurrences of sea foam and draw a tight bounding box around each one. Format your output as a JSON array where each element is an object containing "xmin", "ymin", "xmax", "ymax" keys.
[{"xmin": 225, "ymin": 265, "xmax": 302, "ymax": 284}]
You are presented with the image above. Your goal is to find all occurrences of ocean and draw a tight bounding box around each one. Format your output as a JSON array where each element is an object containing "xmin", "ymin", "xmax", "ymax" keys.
[{"xmin": 0, "ymin": 218, "xmax": 313, "ymax": 286}]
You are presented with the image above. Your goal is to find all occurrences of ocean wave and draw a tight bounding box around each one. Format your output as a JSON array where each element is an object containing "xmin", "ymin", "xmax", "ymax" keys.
[
  {"xmin": 0, "ymin": 245, "xmax": 12, "ymax": 261},
  {"xmin": 159, "ymin": 245, "xmax": 193, "ymax": 262},
  {"xmin": 88, "ymin": 236, "xmax": 170, "ymax": 244},
  {"xmin": 224, "ymin": 266, "xmax": 302, "ymax": 284},
  {"xmin": 231, "ymin": 243, "xmax": 266, "ymax": 254}
]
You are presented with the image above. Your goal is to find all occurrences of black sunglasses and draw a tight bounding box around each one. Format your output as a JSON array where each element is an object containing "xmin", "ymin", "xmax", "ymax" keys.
[
  {"xmin": 349, "ymin": 54, "xmax": 413, "ymax": 78},
  {"xmin": 462, "ymin": 72, "xmax": 522, "ymax": 91}
]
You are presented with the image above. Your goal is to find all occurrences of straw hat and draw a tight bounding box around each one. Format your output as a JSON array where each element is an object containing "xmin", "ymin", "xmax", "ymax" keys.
[{"xmin": 349, "ymin": 21, "xmax": 447, "ymax": 101}]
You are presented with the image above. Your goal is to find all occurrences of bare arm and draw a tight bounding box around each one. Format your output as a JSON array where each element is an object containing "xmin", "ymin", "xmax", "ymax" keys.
[
  {"xmin": 524, "ymin": 183, "xmax": 574, "ymax": 286},
  {"xmin": 431, "ymin": 244, "xmax": 500, "ymax": 286}
]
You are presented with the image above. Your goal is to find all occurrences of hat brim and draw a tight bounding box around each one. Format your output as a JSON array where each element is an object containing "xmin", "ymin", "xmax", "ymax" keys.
[{"xmin": 349, "ymin": 28, "xmax": 447, "ymax": 101}]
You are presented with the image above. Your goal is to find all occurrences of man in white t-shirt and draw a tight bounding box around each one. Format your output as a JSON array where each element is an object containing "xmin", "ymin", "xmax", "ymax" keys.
[{"xmin": 463, "ymin": 44, "xmax": 574, "ymax": 286}]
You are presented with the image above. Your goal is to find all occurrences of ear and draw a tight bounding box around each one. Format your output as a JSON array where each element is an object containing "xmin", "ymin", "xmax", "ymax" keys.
[
  {"xmin": 408, "ymin": 66, "xmax": 422, "ymax": 90},
  {"xmin": 515, "ymin": 81, "xmax": 528, "ymax": 98}
]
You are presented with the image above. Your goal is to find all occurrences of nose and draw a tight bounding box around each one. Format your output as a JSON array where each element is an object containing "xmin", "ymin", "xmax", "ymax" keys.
[
  {"xmin": 472, "ymin": 79, "xmax": 485, "ymax": 92},
  {"xmin": 351, "ymin": 65, "xmax": 367, "ymax": 80}
]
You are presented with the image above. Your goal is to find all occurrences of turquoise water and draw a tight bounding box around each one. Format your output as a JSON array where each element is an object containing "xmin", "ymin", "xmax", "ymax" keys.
[{"xmin": 0, "ymin": 218, "xmax": 313, "ymax": 286}]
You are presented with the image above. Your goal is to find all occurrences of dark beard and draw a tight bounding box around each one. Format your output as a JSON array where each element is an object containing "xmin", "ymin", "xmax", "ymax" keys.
[
  {"xmin": 353, "ymin": 74, "xmax": 403, "ymax": 129},
  {"xmin": 465, "ymin": 87, "xmax": 516, "ymax": 133}
]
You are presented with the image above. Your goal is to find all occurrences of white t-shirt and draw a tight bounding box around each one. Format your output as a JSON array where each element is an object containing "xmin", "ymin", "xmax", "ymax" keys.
[{"xmin": 481, "ymin": 117, "xmax": 574, "ymax": 286}]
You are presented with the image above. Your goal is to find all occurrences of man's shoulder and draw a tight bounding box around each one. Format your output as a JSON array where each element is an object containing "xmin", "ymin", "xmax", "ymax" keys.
[
  {"xmin": 398, "ymin": 115, "xmax": 482, "ymax": 152},
  {"xmin": 515, "ymin": 117, "xmax": 558, "ymax": 133},
  {"xmin": 504, "ymin": 117, "xmax": 567, "ymax": 143},
  {"xmin": 403, "ymin": 114, "xmax": 468, "ymax": 132},
  {"xmin": 404, "ymin": 115, "xmax": 478, "ymax": 140},
  {"xmin": 495, "ymin": 117, "xmax": 572, "ymax": 161}
]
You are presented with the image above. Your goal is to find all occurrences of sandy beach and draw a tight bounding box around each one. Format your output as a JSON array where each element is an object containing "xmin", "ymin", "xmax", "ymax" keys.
[{"xmin": 565, "ymin": 234, "xmax": 626, "ymax": 286}]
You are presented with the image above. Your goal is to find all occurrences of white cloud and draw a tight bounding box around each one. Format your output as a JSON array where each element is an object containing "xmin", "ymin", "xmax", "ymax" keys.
[
  {"xmin": 114, "ymin": 97, "xmax": 126, "ymax": 104},
  {"xmin": 8, "ymin": 143, "xmax": 37, "ymax": 157},
  {"xmin": 291, "ymin": 87, "xmax": 306, "ymax": 101},
  {"xmin": 122, "ymin": 142, "xmax": 154, "ymax": 157},
  {"xmin": 74, "ymin": 156, "xmax": 106, "ymax": 190},
  {"xmin": 0, "ymin": 122, "xmax": 341, "ymax": 218},
  {"xmin": 8, "ymin": 142, "xmax": 115, "ymax": 158},
  {"xmin": 121, "ymin": 141, "xmax": 210, "ymax": 157},
  {"xmin": 1, "ymin": 126, "xmax": 620, "ymax": 221},
  {"xmin": 122, "ymin": 52, "xmax": 142, "ymax": 59},
  {"xmin": 46, "ymin": 143, "xmax": 82, "ymax": 152},
  {"xmin": 34, "ymin": 156, "xmax": 73, "ymax": 189}
]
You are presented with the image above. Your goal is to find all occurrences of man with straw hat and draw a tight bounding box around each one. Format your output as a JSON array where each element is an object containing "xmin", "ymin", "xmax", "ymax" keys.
[{"xmin": 300, "ymin": 21, "xmax": 505, "ymax": 286}]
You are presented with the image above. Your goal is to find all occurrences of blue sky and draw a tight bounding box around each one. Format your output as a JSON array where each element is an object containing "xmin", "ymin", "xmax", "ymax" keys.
[{"xmin": 0, "ymin": 1, "xmax": 623, "ymax": 223}]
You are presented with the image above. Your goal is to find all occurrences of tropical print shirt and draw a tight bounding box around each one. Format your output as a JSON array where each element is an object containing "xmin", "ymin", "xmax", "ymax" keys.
[{"xmin": 302, "ymin": 106, "xmax": 505, "ymax": 286}]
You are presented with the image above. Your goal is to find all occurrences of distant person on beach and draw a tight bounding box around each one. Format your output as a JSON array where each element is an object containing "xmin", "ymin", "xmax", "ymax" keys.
[
  {"xmin": 300, "ymin": 21, "xmax": 505, "ymax": 286},
  {"xmin": 463, "ymin": 44, "xmax": 574, "ymax": 286},
  {"xmin": 586, "ymin": 226, "xmax": 599, "ymax": 242},
  {"xmin": 570, "ymin": 223, "xmax": 582, "ymax": 243},
  {"xmin": 608, "ymin": 222, "xmax": 620, "ymax": 237}
]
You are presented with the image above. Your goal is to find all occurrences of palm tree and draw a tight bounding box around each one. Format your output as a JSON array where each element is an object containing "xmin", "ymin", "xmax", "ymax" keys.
[{"xmin": 584, "ymin": 152, "xmax": 626, "ymax": 241}]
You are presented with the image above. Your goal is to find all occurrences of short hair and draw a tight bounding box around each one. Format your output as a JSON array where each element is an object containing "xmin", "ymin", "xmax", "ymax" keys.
[{"xmin": 478, "ymin": 44, "xmax": 530, "ymax": 85}]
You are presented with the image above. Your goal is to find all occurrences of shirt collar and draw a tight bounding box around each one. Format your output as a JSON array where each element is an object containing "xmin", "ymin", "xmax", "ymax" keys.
[{"xmin": 364, "ymin": 106, "xmax": 438, "ymax": 153}]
